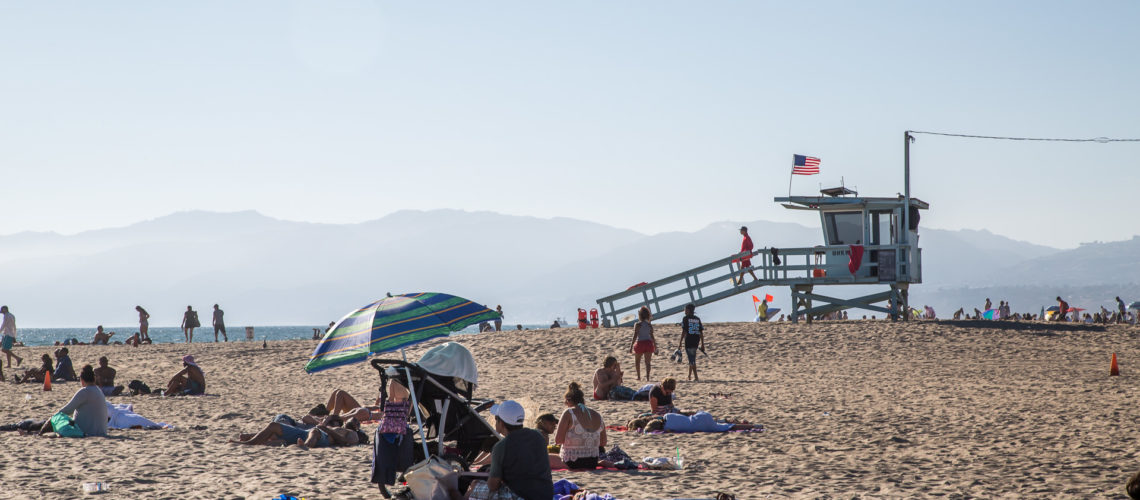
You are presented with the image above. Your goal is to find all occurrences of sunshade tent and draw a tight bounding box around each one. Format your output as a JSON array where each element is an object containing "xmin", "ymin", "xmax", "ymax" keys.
[{"xmin": 305, "ymin": 292, "xmax": 500, "ymax": 373}]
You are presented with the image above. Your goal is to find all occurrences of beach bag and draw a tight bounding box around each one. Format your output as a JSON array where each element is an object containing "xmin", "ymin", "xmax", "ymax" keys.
[
  {"xmin": 607, "ymin": 385, "xmax": 636, "ymax": 401},
  {"xmin": 404, "ymin": 456, "xmax": 459, "ymax": 500},
  {"xmin": 188, "ymin": 311, "xmax": 201, "ymax": 328},
  {"xmin": 49, "ymin": 412, "xmax": 84, "ymax": 438}
]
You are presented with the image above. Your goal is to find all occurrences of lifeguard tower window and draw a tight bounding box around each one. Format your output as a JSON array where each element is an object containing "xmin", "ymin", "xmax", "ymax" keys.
[{"xmin": 826, "ymin": 212, "xmax": 863, "ymax": 245}]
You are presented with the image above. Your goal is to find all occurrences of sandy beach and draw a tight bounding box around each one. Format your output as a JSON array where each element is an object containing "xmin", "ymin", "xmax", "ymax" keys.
[{"xmin": 1, "ymin": 319, "xmax": 1137, "ymax": 499}]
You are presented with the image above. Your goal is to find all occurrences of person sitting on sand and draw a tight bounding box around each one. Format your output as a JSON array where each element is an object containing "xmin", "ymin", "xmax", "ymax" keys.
[
  {"xmin": 592, "ymin": 356, "xmax": 628, "ymax": 400},
  {"xmin": 17, "ymin": 354, "xmax": 54, "ymax": 384},
  {"xmin": 52, "ymin": 348, "xmax": 77, "ymax": 382},
  {"xmin": 649, "ymin": 378, "xmax": 685, "ymax": 415},
  {"xmin": 91, "ymin": 325, "xmax": 114, "ymax": 345},
  {"xmin": 1055, "ymin": 297, "xmax": 1069, "ymax": 322},
  {"xmin": 94, "ymin": 356, "xmax": 124, "ymax": 396},
  {"xmin": 554, "ymin": 382, "xmax": 607, "ymax": 470},
  {"xmin": 124, "ymin": 332, "xmax": 142, "ymax": 347},
  {"xmin": 465, "ymin": 400, "xmax": 553, "ymax": 500},
  {"xmin": 30, "ymin": 365, "xmax": 108, "ymax": 437},
  {"xmin": 165, "ymin": 355, "xmax": 206, "ymax": 395}
]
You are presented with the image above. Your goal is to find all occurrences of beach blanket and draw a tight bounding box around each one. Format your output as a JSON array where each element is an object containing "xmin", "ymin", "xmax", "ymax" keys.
[{"xmin": 105, "ymin": 402, "xmax": 173, "ymax": 430}]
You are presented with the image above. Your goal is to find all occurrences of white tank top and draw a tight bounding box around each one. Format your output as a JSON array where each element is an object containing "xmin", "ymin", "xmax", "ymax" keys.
[{"xmin": 560, "ymin": 408, "xmax": 602, "ymax": 462}]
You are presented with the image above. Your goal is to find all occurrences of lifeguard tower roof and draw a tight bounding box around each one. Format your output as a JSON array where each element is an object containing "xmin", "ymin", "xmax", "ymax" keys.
[{"xmin": 776, "ymin": 194, "xmax": 929, "ymax": 212}]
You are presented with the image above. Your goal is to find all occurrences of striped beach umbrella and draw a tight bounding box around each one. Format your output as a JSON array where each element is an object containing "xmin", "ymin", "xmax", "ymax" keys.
[{"xmin": 304, "ymin": 292, "xmax": 500, "ymax": 373}]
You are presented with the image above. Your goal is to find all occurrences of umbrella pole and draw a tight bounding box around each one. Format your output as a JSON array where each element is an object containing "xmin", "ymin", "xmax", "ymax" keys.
[{"xmin": 401, "ymin": 348, "xmax": 432, "ymax": 460}]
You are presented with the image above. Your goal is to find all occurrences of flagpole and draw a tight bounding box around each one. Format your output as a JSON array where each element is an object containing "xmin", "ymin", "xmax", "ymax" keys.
[{"xmin": 788, "ymin": 155, "xmax": 794, "ymax": 197}]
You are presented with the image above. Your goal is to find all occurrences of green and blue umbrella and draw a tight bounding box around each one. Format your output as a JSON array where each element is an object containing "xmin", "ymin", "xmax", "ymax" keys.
[{"xmin": 305, "ymin": 292, "xmax": 500, "ymax": 373}]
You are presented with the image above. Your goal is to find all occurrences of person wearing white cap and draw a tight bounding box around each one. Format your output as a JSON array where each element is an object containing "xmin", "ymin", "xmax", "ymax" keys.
[{"xmin": 466, "ymin": 400, "xmax": 553, "ymax": 500}]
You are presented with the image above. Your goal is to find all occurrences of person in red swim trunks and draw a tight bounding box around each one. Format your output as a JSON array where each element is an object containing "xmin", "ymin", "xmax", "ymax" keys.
[{"xmin": 736, "ymin": 226, "xmax": 759, "ymax": 285}]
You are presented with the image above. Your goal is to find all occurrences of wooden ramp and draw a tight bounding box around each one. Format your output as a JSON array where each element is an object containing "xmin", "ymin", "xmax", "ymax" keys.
[{"xmin": 595, "ymin": 243, "xmax": 917, "ymax": 327}]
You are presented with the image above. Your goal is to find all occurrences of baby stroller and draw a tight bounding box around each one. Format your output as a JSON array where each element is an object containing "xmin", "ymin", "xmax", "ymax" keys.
[{"xmin": 370, "ymin": 342, "xmax": 500, "ymax": 498}]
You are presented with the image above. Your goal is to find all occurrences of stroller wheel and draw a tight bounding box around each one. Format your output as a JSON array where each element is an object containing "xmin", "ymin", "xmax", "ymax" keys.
[{"xmin": 439, "ymin": 453, "xmax": 470, "ymax": 472}]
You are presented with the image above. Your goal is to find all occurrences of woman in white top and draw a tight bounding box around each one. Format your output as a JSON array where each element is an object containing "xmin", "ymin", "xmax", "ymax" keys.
[
  {"xmin": 628, "ymin": 306, "xmax": 657, "ymax": 380},
  {"xmin": 554, "ymin": 382, "xmax": 606, "ymax": 469}
]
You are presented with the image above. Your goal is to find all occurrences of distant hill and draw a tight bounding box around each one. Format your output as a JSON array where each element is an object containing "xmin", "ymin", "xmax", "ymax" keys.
[{"xmin": 2, "ymin": 209, "xmax": 1132, "ymax": 327}]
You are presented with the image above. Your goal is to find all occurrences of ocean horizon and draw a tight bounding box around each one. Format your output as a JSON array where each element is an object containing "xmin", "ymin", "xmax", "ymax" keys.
[{"xmin": 11, "ymin": 323, "xmax": 555, "ymax": 347}]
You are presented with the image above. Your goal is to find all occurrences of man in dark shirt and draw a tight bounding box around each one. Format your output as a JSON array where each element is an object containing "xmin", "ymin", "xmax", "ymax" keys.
[
  {"xmin": 470, "ymin": 400, "xmax": 552, "ymax": 500},
  {"xmin": 212, "ymin": 304, "xmax": 227, "ymax": 342},
  {"xmin": 678, "ymin": 304, "xmax": 705, "ymax": 381},
  {"xmin": 53, "ymin": 348, "xmax": 77, "ymax": 382}
]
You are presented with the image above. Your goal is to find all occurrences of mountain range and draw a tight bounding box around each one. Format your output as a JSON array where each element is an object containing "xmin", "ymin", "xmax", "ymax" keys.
[{"xmin": 1, "ymin": 209, "xmax": 1135, "ymax": 327}]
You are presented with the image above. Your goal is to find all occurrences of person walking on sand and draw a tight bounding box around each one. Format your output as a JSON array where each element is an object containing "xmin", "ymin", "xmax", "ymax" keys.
[
  {"xmin": 136, "ymin": 305, "xmax": 151, "ymax": 343},
  {"xmin": 494, "ymin": 305, "xmax": 503, "ymax": 332},
  {"xmin": 735, "ymin": 226, "xmax": 759, "ymax": 285},
  {"xmin": 678, "ymin": 303, "xmax": 705, "ymax": 381},
  {"xmin": 629, "ymin": 306, "xmax": 657, "ymax": 381},
  {"xmin": 181, "ymin": 305, "xmax": 200, "ymax": 343},
  {"xmin": 212, "ymin": 304, "xmax": 227, "ymax": 342},
  {"xmin": 1, "ymin": 306, "xmax": 23, "ymax": 369}
]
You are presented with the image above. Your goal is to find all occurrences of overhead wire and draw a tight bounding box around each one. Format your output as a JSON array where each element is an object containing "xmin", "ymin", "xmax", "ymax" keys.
[{"xmin": 907, "ymin": 130, "xmax": 1140, "ymax": 143}]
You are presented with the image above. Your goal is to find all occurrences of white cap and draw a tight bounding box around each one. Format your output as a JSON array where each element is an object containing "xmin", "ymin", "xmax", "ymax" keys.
[{"xmin": 489, "ymin": 400, "xmax": 525, "ymax": 426}]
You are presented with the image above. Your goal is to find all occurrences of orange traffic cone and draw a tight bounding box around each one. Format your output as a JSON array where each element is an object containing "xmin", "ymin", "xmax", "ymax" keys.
[
  {"xmin": 1110, "ymin": 353, "xmax": 1120, "ymax": 376},
  {"xmin": 43, "ymin": 373, "xmax": 52, "ymax": 391}
]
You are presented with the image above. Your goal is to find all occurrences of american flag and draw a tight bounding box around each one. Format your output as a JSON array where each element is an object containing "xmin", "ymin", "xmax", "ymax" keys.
[{"xmin": 792, "ymin": 154, "xmax": 820, "ymax": 175}]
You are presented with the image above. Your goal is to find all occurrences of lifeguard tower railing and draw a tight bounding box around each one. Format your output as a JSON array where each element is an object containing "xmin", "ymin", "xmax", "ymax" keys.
[{"xmin": 595, "ymin": 242, "xmax": 921, "ymax": 327}]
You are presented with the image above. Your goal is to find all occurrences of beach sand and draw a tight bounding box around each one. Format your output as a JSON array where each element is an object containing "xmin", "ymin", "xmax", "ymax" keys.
[{"xmin": 1, "ymin": 320, "xmax": 1137, "ymax": 499}]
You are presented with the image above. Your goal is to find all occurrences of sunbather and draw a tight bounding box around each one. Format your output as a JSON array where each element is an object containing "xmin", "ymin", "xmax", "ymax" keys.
[
  {"xmin": 16, "ymin": 354, "xmax": 53, "ymax": 384},
  {"xmin": 554, "ymin": 382, "xmax": 607, "ymax": 470},
  {"xmin": 231, "ymin": 421, "xmax": 317, "ymax": 446},
  {"xmin": 165, "ymin": 355, "xmax": 206, "ymax": 395},
  {"xmin": 52, "ymin": 348, "xmax": 77, "ymax": 382},
  {"xmin": 298, "ymin": 417, "xmax": 367, "ymax": 448},
  {"xmin": 649, "ymin": 378, "xmax": 686, "ymax": 415},
  {"xmin": 592, "ymin": 356, "xmax": 626, "ymax": 400},
  {"xmin": 94, "ymin": 356, "xmax": 124, "ymax": 396},
  {"xmin": 91, "ymin": 325, "xmax": 114, "ymax": 345}
]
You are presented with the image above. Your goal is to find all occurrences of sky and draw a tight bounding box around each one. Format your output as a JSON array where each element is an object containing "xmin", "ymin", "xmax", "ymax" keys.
[{"xmin": 1, "ymin": 1, "xmax": 1137, "ymax": 249}]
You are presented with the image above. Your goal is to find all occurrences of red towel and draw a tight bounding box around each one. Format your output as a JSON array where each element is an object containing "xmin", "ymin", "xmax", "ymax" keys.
[{"xmin": 848, "ymin": 245, "xmax": 864, "ymax": 274}]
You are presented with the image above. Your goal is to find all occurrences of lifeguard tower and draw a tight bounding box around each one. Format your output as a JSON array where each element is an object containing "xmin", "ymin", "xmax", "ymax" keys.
[{"xmin": 595, "ymin": 183, "xmax": 928, "ymax": 325}]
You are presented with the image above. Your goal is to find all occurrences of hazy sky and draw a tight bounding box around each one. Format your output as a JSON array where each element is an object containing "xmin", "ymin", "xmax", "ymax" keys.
[{"xmin": 2, "ymin": 2, "xmax": 1137, "ymax": 249}]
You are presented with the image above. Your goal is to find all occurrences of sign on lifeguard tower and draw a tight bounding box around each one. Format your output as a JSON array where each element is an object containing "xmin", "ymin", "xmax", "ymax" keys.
[{"xmin": 595, "ymin": 137, "xmax": 928, "ymax": 325}]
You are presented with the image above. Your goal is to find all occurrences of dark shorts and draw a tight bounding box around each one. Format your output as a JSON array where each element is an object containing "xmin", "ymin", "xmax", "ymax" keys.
[
  {"xmin": 1, "ymin": 336, "xmax": 13, "ymax": 350},
  {"xmin": 215, "ymin": 324, "xmax": 226, "ymax": 334},
  {"xmin": 685, "ymin": 348, "xmax": 698, "ymax": 365},
  {"xmin": 182, "ymin": 379, "xmax": 205, "ymax": 395},
  {"xmin": 277, "ymin": 423, "xmax": 310, "ymax": 444},
  {"xmin": 564, "ymin": 456, "xmax": 599, "ymax": 470}
]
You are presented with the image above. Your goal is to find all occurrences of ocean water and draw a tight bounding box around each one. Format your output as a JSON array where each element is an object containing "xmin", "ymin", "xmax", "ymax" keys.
[{"xmin": 14, "ymin": 323, "xmax": 554, "ymax": 347}]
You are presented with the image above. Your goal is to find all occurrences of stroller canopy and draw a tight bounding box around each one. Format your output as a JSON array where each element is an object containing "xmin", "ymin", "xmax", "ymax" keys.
[{"xmin": 418, "ymin": 342, "xmax": 479, "ymax": 386}]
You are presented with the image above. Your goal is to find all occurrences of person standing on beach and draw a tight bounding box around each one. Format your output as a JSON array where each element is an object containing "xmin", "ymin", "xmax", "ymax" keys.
[
  {"xmin": 0, "ymin": 306, "xmax": 23, "ymax": 369},
  {"xmin": 136, "ymin": 306, "xmax": 151, "ymax": 343},
  {"xmin": 494, "ymin": 305, "xmax": 503, "ymax": 332},
  {"xmin": 1117, "ymin": 296, "xmax": 1128, "ymax": 323},
  {"xmin": 212, "ymin": 304, "xmax": 227, "ymax": 342},
  {"xmin": 182, "ymin": 306, "xmax": 200, "ymax": 343},
  {"xmin": 679, "ymin": 303, "xmax": 705, "ymax": 381},
  {"xmin": 629, "ymin": 306, "xmax": 656, "ymax": 381},
  {"xmin": 735, "ymin": 226, "xmax": 759, "ymax": 285}
]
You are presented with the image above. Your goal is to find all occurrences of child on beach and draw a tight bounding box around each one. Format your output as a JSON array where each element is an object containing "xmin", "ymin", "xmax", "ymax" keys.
[
  {"xmin": 629, "ymin": 306, "xmax": 657, "ymax": 381},
  {"xmin": 678, "ymin": 303, "xmax": 705, "ymax": 381}
]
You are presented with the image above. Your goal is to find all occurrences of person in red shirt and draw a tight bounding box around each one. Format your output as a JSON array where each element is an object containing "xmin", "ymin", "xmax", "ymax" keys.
[
  {"xmin": 736, "ymin": 226, "xmax": 759, "ymax": 285},
  {"xmin": 1055, "ymin": 296, "xmax": 1069, "ymax": 322}
]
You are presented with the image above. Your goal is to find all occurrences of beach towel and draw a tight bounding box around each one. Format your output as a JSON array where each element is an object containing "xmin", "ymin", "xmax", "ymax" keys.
[
  {"xmin": 106, "ymin": 402, "xmax": 173, "ymax": 429},
  {"xmin": 608, "ymin": 385, "xmax": 636, "ymax": 401},
  {"xmin": 50, "ymin": 412, "xmax": 85, "ymax": 438},
  {"xmin": 848, "ymin": 245, "xmax": 864, "ymax": 274}
]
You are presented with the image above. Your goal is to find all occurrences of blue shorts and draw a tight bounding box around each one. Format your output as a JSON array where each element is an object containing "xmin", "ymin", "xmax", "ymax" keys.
[
  {"xmin": 276, "ymin": 423, "xmax": 310, "ymax": 444},
  {"xmin": 685, "ymin": 348, "xmax": 698, "ymax": 365},
  {"xmin": 1, "ymin": 335, "xmax": 13, "ymax": 350}
]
